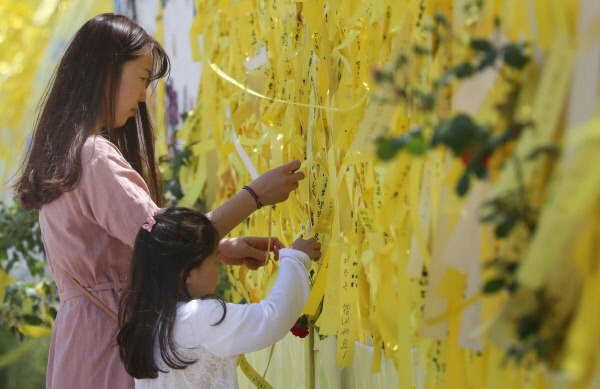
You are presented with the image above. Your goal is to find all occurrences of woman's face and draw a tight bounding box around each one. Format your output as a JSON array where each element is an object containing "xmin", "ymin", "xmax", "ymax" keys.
[
  {"xmin": 185, "ymin": 250, "xmax": 220, "ymax": 299},
  {"xmin": 113, "ymin": 52, "xmax": 153, "ymax": 127}
]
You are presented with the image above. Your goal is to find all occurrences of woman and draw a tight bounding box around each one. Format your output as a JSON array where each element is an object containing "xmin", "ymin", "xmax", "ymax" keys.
[{"xmin": 12, "ymin": 13, "xmax": 304, "ymax": 388}]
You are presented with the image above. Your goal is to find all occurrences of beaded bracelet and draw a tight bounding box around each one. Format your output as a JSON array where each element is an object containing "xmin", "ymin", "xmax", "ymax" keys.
[{"xmin": 243, "ymin": 185, "xmax": 263, "ymax": 209}]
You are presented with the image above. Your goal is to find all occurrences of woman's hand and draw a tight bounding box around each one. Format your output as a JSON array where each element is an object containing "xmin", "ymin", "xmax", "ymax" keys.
[
  {"xmin": 218, "ymin": 237, "xmax": 285, "ymax": 270},
  {"xmin": 206, "ymin": 160, "xmax": 304, "ymax": 238},
  {"xmin": 248, "ymin": 160, "xmax": 305, "ymax": 206}
]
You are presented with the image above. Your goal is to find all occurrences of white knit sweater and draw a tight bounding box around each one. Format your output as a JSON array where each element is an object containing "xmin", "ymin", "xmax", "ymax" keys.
[{"xmin": 135, "ymin": 248, "xmax": 311, "ymax": 389}]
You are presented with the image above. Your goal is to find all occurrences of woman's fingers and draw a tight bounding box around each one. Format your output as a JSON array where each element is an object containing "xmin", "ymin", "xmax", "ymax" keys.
[
  {"xmin": 249, "ymin": 159, "xmax": 307, "ymax": 205},
  {"xmin": 282, "ymin": 159, "xmax": 301, "ymax": 173},
  {"xmin": 270, "ymin": 237, "xmax": 285, "ymax": 250},
  {"xmin": 243, "ymin": 258, "xmax": 262, "ymax": 270}
]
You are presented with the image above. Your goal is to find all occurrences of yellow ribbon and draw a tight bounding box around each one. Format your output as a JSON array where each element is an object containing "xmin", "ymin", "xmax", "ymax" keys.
[
  {"xmin": 207, "ymin": 60, "xmax": 368, "ymax": 112},
  {"xmin": 424, "ymin": 292, "xmax": 483, "ymax": 326},
  {"xmin": 258, "ymin": 207, "xmax": 273, "ymax": 300},
  {"xmin": 240, "ymin": 208, "xmax": 276, "ymax": 387},
  {"xmin": 237, "ymin": 354, "xmax": 274, "ymax": 389}
]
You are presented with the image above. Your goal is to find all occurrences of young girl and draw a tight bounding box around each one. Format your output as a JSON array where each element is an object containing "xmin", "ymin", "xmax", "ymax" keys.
[
  {"xmin": 13, "ymin": 13, "xmax": 304, "ymax": 388},
  {"xmin": 117, "ymin": 207, "xmax": 321, "ymax": 388}
]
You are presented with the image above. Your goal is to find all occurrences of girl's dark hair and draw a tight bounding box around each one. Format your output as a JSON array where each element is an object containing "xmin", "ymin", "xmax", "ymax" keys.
[
  {"xmin": 12, "ymin": 13, "xmax": 169, "ymax": 210},
  {"xmin": 117, "ymin": 207, "xmax": 226, "ymax": 379}
]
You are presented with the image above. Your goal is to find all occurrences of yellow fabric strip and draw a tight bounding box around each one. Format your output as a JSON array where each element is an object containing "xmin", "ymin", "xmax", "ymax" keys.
[
  {"xmin": 425, "ymin": 292, "xmax": 483, "ymax": 326},
  {"xmin": 237, "ymin": 354, "xmax": 274, "ymax": 389},
  {"xmin": 303, "ymin": 250, "xmax": 329, "ymax": 316},
  {"xmin": 315, "ymin": 242, "xmax": 342, "ymax": 335},
  {"xmin": 336, "ymin": 243, "xmax": 359, "ymax": 366},
  {"xmin": 206, "ymin": 59, "xmax": 367, "ymax": 112}
]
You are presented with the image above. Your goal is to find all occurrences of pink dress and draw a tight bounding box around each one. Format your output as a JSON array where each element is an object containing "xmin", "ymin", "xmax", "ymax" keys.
[{"xmin": 39, "ymin": 135, "xmax": 159, "ymax": 389}]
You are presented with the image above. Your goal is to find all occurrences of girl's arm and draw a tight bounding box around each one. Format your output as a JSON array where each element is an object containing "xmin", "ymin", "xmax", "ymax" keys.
[
  {"xmin": 178, "ymin": 247, "xmax": 315, "ymax": 358},
  {"xmin": 206, "ymin": 160, "xmax": 304, "ymax": 237}
]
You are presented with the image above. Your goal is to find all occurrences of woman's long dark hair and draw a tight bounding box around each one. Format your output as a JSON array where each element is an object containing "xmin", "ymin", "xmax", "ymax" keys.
[
  {"xmin": 12, "ymin": 13, "xmax": 169, "ymax": 210},
  {"xmin": 117, "ymin": 207, "xmax": 227, "ymax": 379}
]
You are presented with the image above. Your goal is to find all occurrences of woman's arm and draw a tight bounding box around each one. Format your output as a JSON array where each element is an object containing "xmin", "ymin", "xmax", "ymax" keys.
[
  {"xmin": 205, "ymin": 189, "xmax": 259, "ymax": 238},
  {"xmin": 206, "ymin": 159, "xmax": 304, "ymax": 237}
]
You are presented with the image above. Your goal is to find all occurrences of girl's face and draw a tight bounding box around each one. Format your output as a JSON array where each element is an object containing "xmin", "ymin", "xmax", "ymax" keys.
[
  {"xmin": 114, "ymin": 52, "xmax": 153, "ymax": 127},
  {"xmin": 185, "ymin": 250, "xmax": 220, "ymax": 299}
]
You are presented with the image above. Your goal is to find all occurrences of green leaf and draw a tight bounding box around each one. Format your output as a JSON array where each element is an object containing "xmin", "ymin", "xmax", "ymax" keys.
[
  {"xmin": 488, "ymin": 130, "xmax": 514, "ymax": 148},
  {"xmin": 172, "ymin": 147, "xmax": 193, "ymax": 174},
  {"xmin": 503, "ymin": 44, "xmax": 530, "ymax": 69},
  {"xmin": 418, "ymin": 92, "xmax": 436, "ymax": 110},
  {"xmin": 432, "ymin": 120, "xmax": 449, "ymax": 147},
  {"xmin": 454, "ymin": 62, "xmax": 473, "ymax": 78},
  {"xmin": 471, "ymin": 39, "xmax": 493, "ymax": 52},
  {"xmin": 23, "ymin": 288, "xmax": 40, "ymax": 299},
  {"xmin": 505, "ymin": 262, "xmax": 518, "ymax": 274},
  {"xmin": 405, "ymin": 133, "xmax": 429, "ymax": 156},
  {"xmin": 434, "ymin": 12, "xmax": 450, "ymax": 27},
  {"xmin": 413, "ymin": 45, "xmax": 431, "ymax": 55},
  {"xmin": 483, "ymin": 278, "xmax": 505, "ymax": 294},
  {"xmin": 21, "ymin": 314, "xmax": 44, "ymax": 326},
  {"xmin": 470, "ymin": 159, "xmax": 488, "ymax": 179},
  {"xmin": 456, "ymin": 173, "xmax": 470, "ymax": 196},
  {"xmin": 479, "ymin": 208, "xmax": 499, "ymax": 223},
  {"xmin": 517, "ymin": 314, "xmax": 541, "ymax": 340},
  {"xmin": 495, "ymin": 213, "xmax": 518, "ymax": 238},
  {"xmin": 533, "ymin": 338, "xmax": 551, "ymax": 354},
  {"xmin": 376, "ymin": 137, "xmax": 403, "ymax": 161},
  {"xmin": 433, "ymin": 73, "xmax": 453, "ymax": 89},
  {"xmin": 434, "ymin": 114, "xmax": 478, "ymax": 155},
  {"xmin": 477, "ymin": 49, "xmax": 497, "ymax": 71},
  {"xmin": 525, "ymin": 145, "xmax": 560, "ymax": 161}
]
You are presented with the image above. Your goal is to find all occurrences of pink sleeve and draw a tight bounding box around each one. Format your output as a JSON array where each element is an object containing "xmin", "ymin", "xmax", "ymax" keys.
[{"xmin": 77, "ymin": 137, "xmax": 160, "ymax": 248}]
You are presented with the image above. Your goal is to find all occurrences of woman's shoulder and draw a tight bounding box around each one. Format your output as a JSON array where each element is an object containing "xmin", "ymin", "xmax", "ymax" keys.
[{"xmin": 81, "ymin": 135, "xmax": 122, "ymax": 165}]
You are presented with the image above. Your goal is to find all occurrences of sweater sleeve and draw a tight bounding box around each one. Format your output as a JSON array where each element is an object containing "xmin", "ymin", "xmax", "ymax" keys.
[
  {"xmin": 77, "ymin": 136, "xmax": 160, "ymax": 248},
  {"xmin": 178, "ymin": 248, "xmax": 311, "ymax": 358}
]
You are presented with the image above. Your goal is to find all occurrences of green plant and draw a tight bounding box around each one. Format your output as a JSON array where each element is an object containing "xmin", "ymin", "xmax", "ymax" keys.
[
  {"xmin": 0, "ymin": 202, "xmax": 45, "ymax": 277},
  {"xmin": 0, "ymin": 202, "xmax": 58, "ymax": 339}
]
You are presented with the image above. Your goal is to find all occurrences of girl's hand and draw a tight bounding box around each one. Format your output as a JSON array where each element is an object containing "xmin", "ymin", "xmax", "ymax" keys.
[
  {"xmin": 248, "ymin": 160, "xmax": 305, "ymax": 206},
  {"xmin": 218, "ymin": 237, "xmax": 285, "ymax": 270},
  {"xmin": 291, "ymin": 237, "xmax": 321, "ymax": 261}
]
